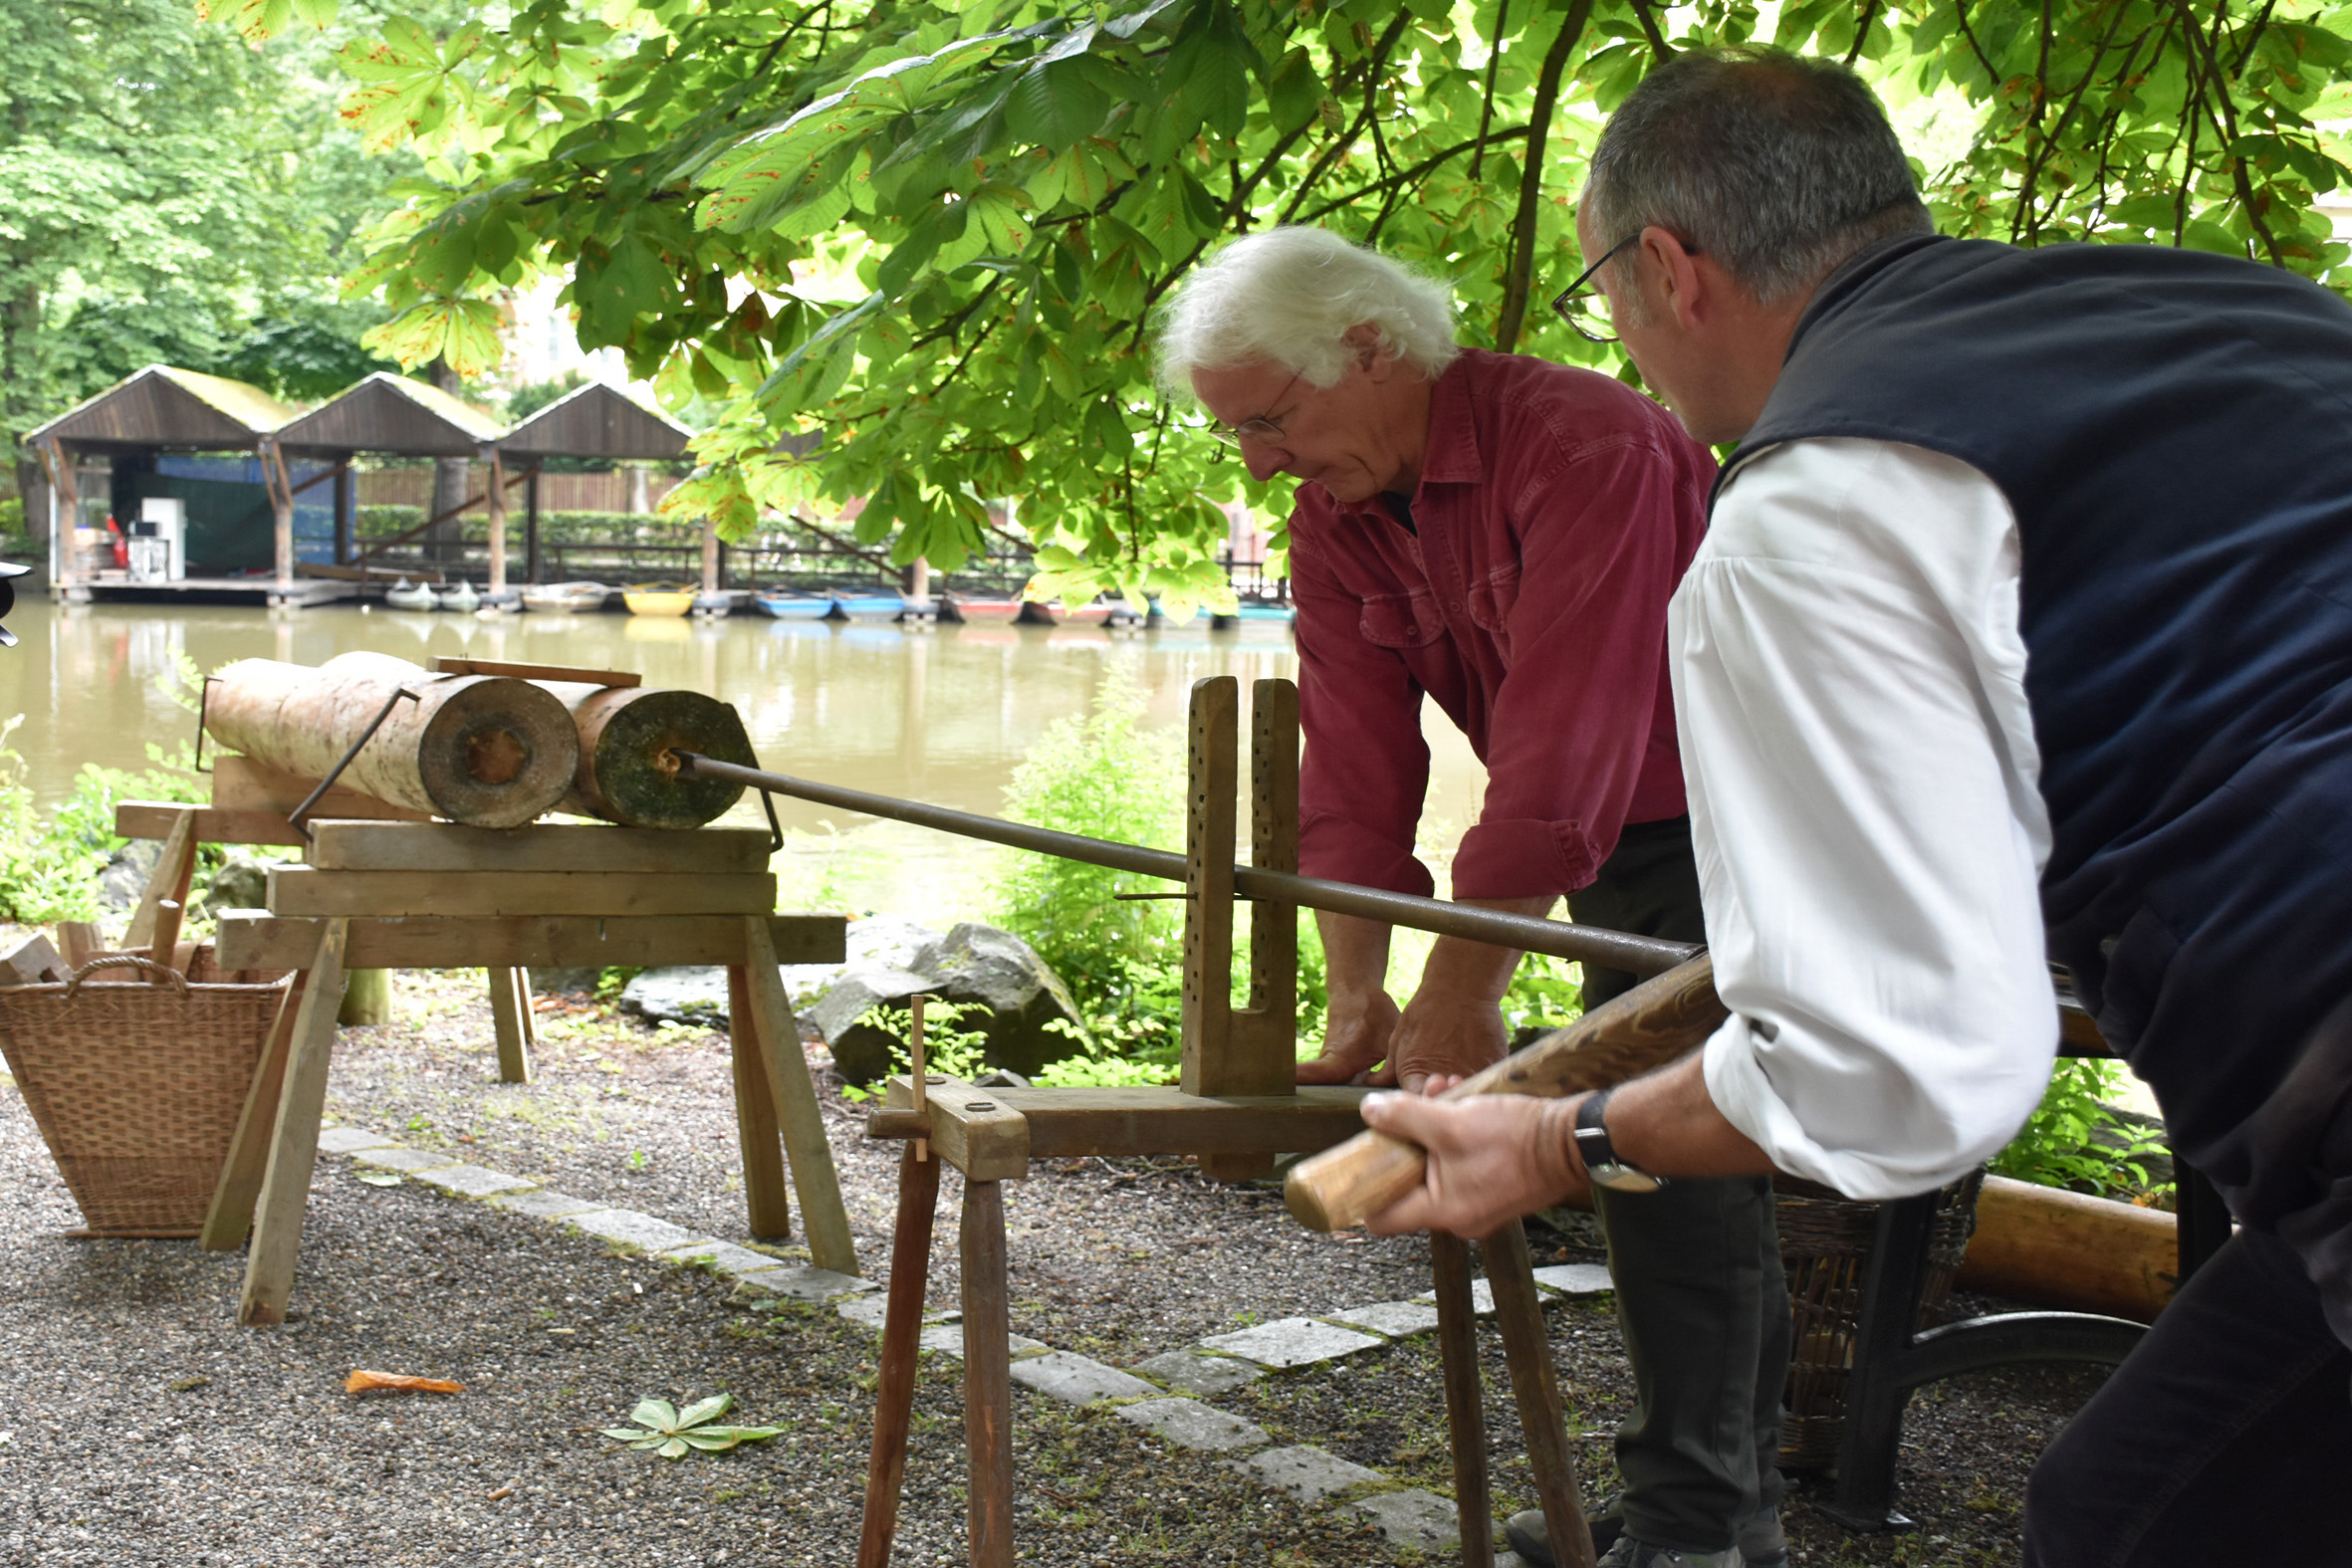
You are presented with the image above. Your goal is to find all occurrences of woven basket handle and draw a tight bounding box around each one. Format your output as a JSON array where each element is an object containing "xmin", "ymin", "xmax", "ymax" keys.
[{"xmin": 62, "ymin": 954, "xmax": 189, "ymax": 999}]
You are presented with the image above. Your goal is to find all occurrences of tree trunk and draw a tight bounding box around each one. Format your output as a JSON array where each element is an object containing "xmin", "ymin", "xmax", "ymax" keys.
[
  {"xmin": 538, "ymin": 683, "xmax": 757, "ymax": 829},
  {"xmin": 205, "ymin": 652, "xmax": 581, "ymax": 828},
  {"xmin": 338, "ymin": 968, "xmax": 393, "ymax": 1025},
  {"xmin": 429, "ymin": 359, "xmax": 472, "ymax": 572}
]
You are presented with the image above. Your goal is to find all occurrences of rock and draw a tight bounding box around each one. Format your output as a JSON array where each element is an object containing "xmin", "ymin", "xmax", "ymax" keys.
[
  {"xmin": 805, "ymin": 965, "xmax": 935, "ymax": 1084},
  {"xmin": 776, "ymin": 914, "xmax": 943, "ymax": 1008},
  {"xmin": 98, "ymin": 840, "xmax": 162, "ymax": 911},
  {"xmin": 926, "ymin": 922, "xmax": 1089, "ymax": 1078},
  {"xmin": 974, "ymin": 1068, "xmax": 1031, "ymax": 1090},
  {"xmin": 528, "ymin": 967, "xmax": 601, "ymax": 996},
  {"xmin": 196, "ymin": 853, "xmax": 272, "ymax": 919},
  {"xmin": 618, "ymin": 967, "xmax": 731, "ymax": 1025}
]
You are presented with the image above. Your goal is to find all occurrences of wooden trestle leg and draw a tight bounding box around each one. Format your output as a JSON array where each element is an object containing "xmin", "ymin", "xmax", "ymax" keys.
[
  {"xmin": 199, "ymin": 968, "xmax": 310, "ymax": 1251},
  {"xmin": 239, "ymin": 919, "xmax": 352, "ymax": 1326},
  {"xmin": 1487, "ymin": 1219, "xmax": 1594, "ymax": 1568},
  {"xmin": 1431, "ymin": 1232, "xmax": 1496, "ymax": 1567},
  {"xmin": 857, "ymin": 1145, "xmax": 943, "ymax": 1568},
  {"xmin": 488, "ymin": 967, "xmax": 536, "ymax": 1083},
  {"xmin": 728, "ymin": 965, "xmax": 794, "ymax": 1240},
  {"xmin": 962, "ymin": 1179, "xmax": 1016, "ymax": 1568}
]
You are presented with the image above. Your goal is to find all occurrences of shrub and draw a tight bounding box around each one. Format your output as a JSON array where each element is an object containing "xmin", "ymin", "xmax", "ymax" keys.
[{"xmin": 1992, "ymin": 1057, "xmax": 2173, "ymax": 1202}]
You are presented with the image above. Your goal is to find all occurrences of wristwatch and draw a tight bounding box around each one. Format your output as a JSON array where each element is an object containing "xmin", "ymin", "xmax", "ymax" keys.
[{"xmin": 1572, "ymin": 1089, "xmax": 1667, "ymax": 1193}]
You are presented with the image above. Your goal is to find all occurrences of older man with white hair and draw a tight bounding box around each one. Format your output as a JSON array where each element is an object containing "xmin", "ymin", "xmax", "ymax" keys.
[{"xmin": 1157, "ymin": 228, "xmax": 1788, "ymax": 1568}]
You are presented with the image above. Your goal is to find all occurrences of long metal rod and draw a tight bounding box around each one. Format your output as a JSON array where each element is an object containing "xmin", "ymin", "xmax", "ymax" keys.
[{"xmin": 672, "ymin": 753, "xmax": 1698, "ymax": 977}]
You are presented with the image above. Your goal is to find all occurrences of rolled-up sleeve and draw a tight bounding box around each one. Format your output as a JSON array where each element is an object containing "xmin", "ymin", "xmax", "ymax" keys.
[
  {"xmin": 1674, "ymin": 439, "xmax": 2058, "ymax": 1199},
  {"xmin": 1293, "ymin": 525, "xmax": 1437, "ymax": 898},
  {"xmin": 1452, "ymin": 432, "xmax": 1697, "ymax": 899}
]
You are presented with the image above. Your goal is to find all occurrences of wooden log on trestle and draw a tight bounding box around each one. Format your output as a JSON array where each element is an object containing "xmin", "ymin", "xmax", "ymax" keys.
[
  {"xmin": 537, "ymin": 682, "xmax": 758, "ymax": 829},
  {"xmin": 203, "ymin": 652, "xmax": 579, "ymax": 829}
]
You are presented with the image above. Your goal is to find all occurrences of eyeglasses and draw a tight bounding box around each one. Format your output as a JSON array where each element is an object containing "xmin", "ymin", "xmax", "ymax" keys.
[
  {"xmin": 1549, "ymin": 234, "xmax": 1641, "ymax": 343},
  {"xmin": 1204, "ymin": 370, "xmax": 1305, "ymax": 448}
]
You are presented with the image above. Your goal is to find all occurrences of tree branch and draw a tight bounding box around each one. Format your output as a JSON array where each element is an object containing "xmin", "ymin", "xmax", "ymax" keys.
[
  {"xmin": 1629, "ymin": 0, "xmax": 1674, "ymax": 61},
  {"xmin": 1844, "ymin": 0, "xmax": 1881, "ymax": 65},
  {"xmin": 1295, "ymin": 125, "xmax": 1531, "ymax": 225},
  {"xmin": 1470, "ymin": 0, "xmax": 1512, "ymax": 180},
  {"xmin": 1494, "ymin": 0, "xmax": 1593, "ymax": 354},
  {"xmin": 1953, "ymin": 0, "xmax": 2003, "ymax": 87}
]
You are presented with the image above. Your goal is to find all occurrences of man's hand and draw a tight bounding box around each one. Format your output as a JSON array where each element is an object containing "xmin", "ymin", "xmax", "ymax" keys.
[
  {"xmin": 1360, "ymin": 1090, "xmax": 1592, "ymax": 1237},
  {"xmin": 1380, "ymin": 980, "xmax": 1509, "ymax": 1091},
  {"xmin": 1296, "ymin": 986, "xmax": 1403, "ymax": 1084}
]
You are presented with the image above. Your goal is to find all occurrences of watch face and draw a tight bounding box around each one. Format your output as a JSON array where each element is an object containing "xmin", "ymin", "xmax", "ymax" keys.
[{"xmin": 1588, "ymin": 1162, "xmax": 1666, "ymax": 1195}]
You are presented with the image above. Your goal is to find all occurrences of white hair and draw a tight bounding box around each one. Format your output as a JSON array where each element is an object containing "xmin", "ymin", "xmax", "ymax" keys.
[{"xmin": 1153, "ymin": 227, "xmax": 1461, "ymax": 396}]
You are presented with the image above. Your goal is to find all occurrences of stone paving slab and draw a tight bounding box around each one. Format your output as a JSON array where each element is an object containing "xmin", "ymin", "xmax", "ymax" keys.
[
  {"xmin": 409, "ymin": 1163, "xmax": 537, "ymax": 1199},
  {"xmin": 658, "ymin": 1239, "xmax": 784, "ymax": 1275},
  {"xmin": 917, "ymin": 1322, "xmax": 1049, "ymax": 1359},
  {"xmin": 1129, "ymin": 1348, "xmax": 1264, "ymax": 1398},
  {"xmin": 1198, "ymin": 1317, "xmax": 1385, "ymax": 1369},
  {"xmin": 351, "ymin": 1146, "xmax": 461, "ymax": 1175},
  {"xmin": 485, "ymin": 1190, "xmax": 607, "ymax": 1222},
  {"xmin": 730, "ymin": 1264, "xmax": 871, "ymax": 1304},
  {"xmin": 565, "ymin": 1209, "xmax": 713, "ymax": 1253},
  {"xmin": 833, "ymin": 1292, "xmax": 938, "ymax": 1328},
  {"xmin": 1232, "ymin": 1445, "xmax": 1384, "ymax": 1503},
  {"xmin": 1115, "ymin": 1398, "xmax": 1269, "ymax": 1454},
  {"xmin": 1325, "ymin": 1299, "xmax": 1441, "ymax": 1339},
  {"xmin": 1351, "ymin": 1488, "xmax": 1462, "ymax": 1551},
  {"xmin": 1531, "ymin": 1262, "xmax": 1614, "ymax": 1295},
  {"xmin": 317, "ymin": 1126, "xmax": 399, "ymax": 1155},
  {"xmin": 1413, "ymin": 1277, "xmax": 1497, "ymax": 1316},
  {"xmin": 1009, "ymin": 1351, "xmax": 1158, "ymax": 1405}
]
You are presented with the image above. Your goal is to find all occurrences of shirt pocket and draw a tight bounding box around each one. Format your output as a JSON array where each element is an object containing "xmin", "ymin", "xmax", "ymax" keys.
[
  {"xmin": 1358, "ymin": 589, "xmax": 1445, "ymax": 649},
  {"xmin": 1467, "ymin": 562, "xmax": 1522, "ymax": 634}
]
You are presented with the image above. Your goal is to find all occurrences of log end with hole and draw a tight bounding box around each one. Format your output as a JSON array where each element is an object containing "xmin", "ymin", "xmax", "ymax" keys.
[
  {"xmin": 413, "ymin": 676, "xmax": 582, "ymax": 828},
  {"xmin": 555, "ymin": 686, "xmax": 756, "ymax": 829}
]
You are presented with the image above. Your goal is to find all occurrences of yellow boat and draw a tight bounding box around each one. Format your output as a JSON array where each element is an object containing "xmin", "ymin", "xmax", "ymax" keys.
[{"xmin": 622, "ymin": 582, "xmax": 695, "ymax": 617}]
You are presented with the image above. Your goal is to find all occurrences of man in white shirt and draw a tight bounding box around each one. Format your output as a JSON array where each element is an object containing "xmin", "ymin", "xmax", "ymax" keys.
[{"xmin": 1362, "ymin": 46, "xmax": 2352, "ymax": 1567}]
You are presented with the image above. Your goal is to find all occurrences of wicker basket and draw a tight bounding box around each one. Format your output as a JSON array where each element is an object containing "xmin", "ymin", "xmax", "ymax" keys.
[
  {"xmin": 0, "ymin": 954, "xmax": 288, "ymax": 1235},
  {"xmin": 1775, "ymin": 1168, "xmax": 1986, "ymax": 1471}
]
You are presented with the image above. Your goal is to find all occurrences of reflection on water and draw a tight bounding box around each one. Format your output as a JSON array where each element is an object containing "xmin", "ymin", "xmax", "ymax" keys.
[{"xmin": 2, "ymin": 596, "xmax": 1488, "ymax": 917}]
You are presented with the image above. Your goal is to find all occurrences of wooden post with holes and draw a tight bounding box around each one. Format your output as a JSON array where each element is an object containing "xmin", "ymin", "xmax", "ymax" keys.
[{"xmin": 1179, "ymin": 676, "xmax": 1239, "ymax": 1099}]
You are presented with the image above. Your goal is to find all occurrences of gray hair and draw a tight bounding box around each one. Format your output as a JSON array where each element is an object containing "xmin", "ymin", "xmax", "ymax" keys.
[
  {"xmin": 1584, "ymin": 49, "xmax": 1934, "ymax": 306},
  {"xmin": 1154, "ymin": 227, "xmax": 1461, "ymax": 396}
]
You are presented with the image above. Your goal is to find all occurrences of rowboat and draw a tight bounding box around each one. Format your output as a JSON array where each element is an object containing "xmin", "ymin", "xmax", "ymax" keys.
[
  {"xmin": 943, "ymin": 596, "xmax": 1021, "ymax": 623},
  {"xmin": 383, "ymin": 578, "xmax": 436, "ymax": 612},
  {"xmin": 1058, "ymin": 599, "xmax": 1115, "ymax": 626},
  {"xmin": 623, "ymin": 583, "xmax": 695, "ymax": 616},
  {"xmin": 521, "ymin": 580, "xmax": 610, "ymax": 613},
  {"xmin": 752, "ymin": 590, "xmax": 833, "ymax": 619},
  {"xmin": 1234, "ymin": 600, "xmax": 1295, "ymax": 624},
  {"xmin": 437, "ymin": 579, "xmax": 482, "ymax": 613},
  {"xmin": 826, "ymin": 591, "xmax": 906, "ymax": 621}
]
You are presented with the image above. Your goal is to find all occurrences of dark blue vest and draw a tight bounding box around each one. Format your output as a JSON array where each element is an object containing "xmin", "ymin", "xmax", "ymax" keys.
[{"xmin": 1726, "ymin": 235, "xmax": 2352, "ymax": 1205}]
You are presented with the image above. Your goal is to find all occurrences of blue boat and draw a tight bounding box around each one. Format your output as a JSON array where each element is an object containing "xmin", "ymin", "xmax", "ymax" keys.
[
  {"xmin": 1234, "ymin": 600, "xmax": 1295, "ymax": 623},
  {"xmin": 827, "ymin": 591, "xmax": 906, "ymax": 621},
  {"xmin": 752, "ymin": 589, "xmax": 832, "ymax": 620}
]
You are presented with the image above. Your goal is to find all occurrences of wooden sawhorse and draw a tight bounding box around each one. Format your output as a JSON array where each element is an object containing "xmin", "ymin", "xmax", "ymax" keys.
[
  {"xmin": 851, "ymin": 676, "xmax": 1596, "ymax": 1568},
  {"xmin": 204, "ymin": 817, "xmax": 858, "ymax": 1326},
  {"xmin": 118, "ymin": 755, "xmax": 554, "ymax": 1082}
]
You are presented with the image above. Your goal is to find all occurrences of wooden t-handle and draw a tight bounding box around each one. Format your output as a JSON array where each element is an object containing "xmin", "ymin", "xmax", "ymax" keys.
[{"xmin": 1284, "ymin": 954, "xmax": 1727, "ymax": 1232}]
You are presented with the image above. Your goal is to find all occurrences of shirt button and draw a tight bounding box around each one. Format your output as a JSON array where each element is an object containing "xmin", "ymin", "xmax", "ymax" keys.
[
  {"xmin": 1450, "ymin": 601, "xmax": 1465, "ymax": 613},
  {"xmin": 1404, "ymin": 624, "xmax": 1419, "ymax": 636}
]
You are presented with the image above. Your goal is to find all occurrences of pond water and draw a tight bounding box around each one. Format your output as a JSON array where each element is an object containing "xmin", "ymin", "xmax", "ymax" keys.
[{"xmin": 2, "ymin": 596, "xmax": 1488, "ymax": 920}]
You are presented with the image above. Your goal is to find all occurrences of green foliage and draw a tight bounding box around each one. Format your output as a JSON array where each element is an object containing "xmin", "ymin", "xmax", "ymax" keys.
[
  {"xmin": 1, "ymin": 0, "xmax": 421, "ymax": 443},
  {"xmin": 993, "ymin": 668, "xmax": 1184, "ymax": 1019},
  {"xmin": 1991, "ymin": 1058, "xmax": 2172, "ymax": 1200},
  {"xmin": 0, "ymin": 716, "xmax": 210, "ymax": 925},
  {"xmin": 249, "ymin": 0, "xmax": 2352, "ymax": 597},
  {"xmin": 1501, "ymin": 953, "xmax": 1583, "ymax": 1038},
  {"xmin": 503, "ymin": 368, "xmax": 589, "ymax": 423},
  {"xmin": 835, "ymin": 1000, "xmax": 993, "ymax": 1102},
  {"xmin": 601, "ymin": 1393, "xmax": 783, "ymax": 1458}
]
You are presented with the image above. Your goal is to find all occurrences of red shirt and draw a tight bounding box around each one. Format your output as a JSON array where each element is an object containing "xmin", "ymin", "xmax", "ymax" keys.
[{"xmin": 1290, "ymin": 348, "xmax": 1714, "ymax": 901}]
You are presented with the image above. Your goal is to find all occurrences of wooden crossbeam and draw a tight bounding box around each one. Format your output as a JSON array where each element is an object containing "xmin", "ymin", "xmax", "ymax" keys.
[
  {"xmin": 264, "ymin": 866, "xmax": 778, "ymax": 919},
  {"xmin": 304, "ymin": 819, "xmax": 768, "ymax": 875},
  {"xmin": 216, "ymin": 911, "xmax": 845, "ymax": 971},
  {"xmin": 872, "ymin": 1080, "xmax": 1371, "ymax": 1180}
]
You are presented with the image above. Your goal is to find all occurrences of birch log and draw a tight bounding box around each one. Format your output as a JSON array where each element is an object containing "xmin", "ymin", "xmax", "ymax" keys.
[
  {"xmin": 538, "ymin": 683, "xmax": 757, "ymax": 829},
  {"xmin": 204, "ymin": 652, "xmax": 580, "ymax": 829}
]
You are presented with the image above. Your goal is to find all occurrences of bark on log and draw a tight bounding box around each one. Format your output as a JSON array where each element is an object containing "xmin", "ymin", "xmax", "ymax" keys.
[
  {"xmin": 538, "ymin": 683, "xmax": 757, "ymax": 829},
  {"xmin": 1954, "ymin": 1173, "xmax": 2178, "ymax": 1322},
  {"xmin": 204, "ymin": 652, "xmax": 580, "ymax": 829}
]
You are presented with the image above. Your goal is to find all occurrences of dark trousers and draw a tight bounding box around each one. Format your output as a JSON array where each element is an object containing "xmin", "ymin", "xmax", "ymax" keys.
[
  {"xmin": 2022, "ymin": 1229, "xmax": 2352, "ymax": 1566},
  {"xmin": 1567, "ymin": 817, "xmax": 1791, "ymax": 1552}
]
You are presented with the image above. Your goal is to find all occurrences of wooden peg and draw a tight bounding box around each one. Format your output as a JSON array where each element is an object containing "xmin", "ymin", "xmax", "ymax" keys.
[{"xmin": 909, "ymin": 994, "xmax": 929, "ymax": 1163}]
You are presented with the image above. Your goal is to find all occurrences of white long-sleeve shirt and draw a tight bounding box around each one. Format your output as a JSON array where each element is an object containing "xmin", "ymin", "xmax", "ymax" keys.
[{"xmin": 1672, "ymin": 437, "xmax": 2059, "ymax": 1199}]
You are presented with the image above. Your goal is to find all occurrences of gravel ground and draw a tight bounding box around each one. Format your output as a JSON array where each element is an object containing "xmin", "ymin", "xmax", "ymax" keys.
[{"xmin": 0, "ymin": 970, "xmax": 2108, "ymax": 1565}]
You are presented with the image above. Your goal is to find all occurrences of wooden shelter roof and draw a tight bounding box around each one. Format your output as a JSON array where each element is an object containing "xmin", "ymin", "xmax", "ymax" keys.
[
  {"xmin": 500, "ymin": 380, "xmax": 693, "ymax": 461},
  {"xmin": 22, "ymin": 364, "xmax": 297, "ymax": 452},
  {"xmin": 273, "ymin": 371, "xmax": 508, "ymax": 457}
]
